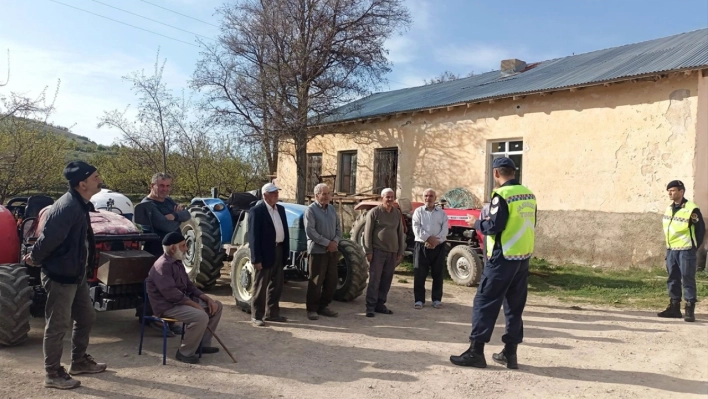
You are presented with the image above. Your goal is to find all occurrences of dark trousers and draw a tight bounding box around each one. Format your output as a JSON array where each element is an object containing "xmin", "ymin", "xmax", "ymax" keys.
[
  {"xmin": 365, "ymin": 249, "xmax": 397, "ymax": 312},
  {"xmin": 666, "ymin": 249, "xmax": 697, "ymax": 303},
  {"xmin": 306, "ymin": 252, "xmax": 339, "ymax": 312},
  {"xmin": 470, "ymin": 258, "xmax": 529, "ymax": 345},
  {"xmin": 251, "ymin": 246, "xmax": 285, "ymax": 320},
  {"xmin": 413, "ymin": 242, "xmax": 446, "ymax": 303},
  {"xmin": 42, "ymin": 274, "xmax": 96, "ymax": 372}
]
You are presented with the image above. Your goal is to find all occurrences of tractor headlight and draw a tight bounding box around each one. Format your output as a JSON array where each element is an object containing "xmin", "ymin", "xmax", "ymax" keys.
[{"xmin": 213, "ymin": 204, "xmax": 225, "ymax": 211}]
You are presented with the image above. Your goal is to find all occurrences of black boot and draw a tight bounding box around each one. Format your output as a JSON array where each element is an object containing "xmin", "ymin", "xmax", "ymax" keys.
[
  {"xmin": 657, "ymin": 301, "xmax": 683, "ymax": 318},
  {"xmin": 684, "ymin": 302, "xmax": 695, "ymax": 322},
  {"xmin": 450, "ymin": 341, "xmax": 487, "ymax": 368},
  {"xmin": 492, "ymin": 344, "xmax": 518, "ymax": 369}
]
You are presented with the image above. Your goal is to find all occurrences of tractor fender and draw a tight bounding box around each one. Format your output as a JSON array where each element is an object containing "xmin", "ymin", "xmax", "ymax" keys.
[{"xmin": 190, "ymin": 198, "xmax": 234, "ymax": 245}]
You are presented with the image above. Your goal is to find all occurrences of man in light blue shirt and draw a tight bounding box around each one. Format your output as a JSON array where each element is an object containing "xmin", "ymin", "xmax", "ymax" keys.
[{"xmin": 412, "ymin": 188, "xmax": 449, "ymax": 309}]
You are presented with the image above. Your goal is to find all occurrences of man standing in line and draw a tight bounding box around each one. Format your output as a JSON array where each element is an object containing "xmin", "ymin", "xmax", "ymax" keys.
[
  {"xmin": 412, "ymin": 188, "xmax": 449, "ymax": 309},
  {"xmin": 24, "ymin": 161, "xmax": 108, "ymax": 389},
  {"xmin": 248, "ymin": 182, "xmax": 290, "ymax": 326},
  {"xmin": 450, "ymin": 157, "xmax": 536, "ymax": 370},
  {"xmin": 303, "ymin": 183, "xmax": 342, "ymax": 320},
  {"xmin": 363, "ymin": 188, "xmax": 405, "ymax": 318},
  {"xmin": 138, "ymin": 172, "xmax": 190, "ymax": 336},
  {"xmin": 657, "ymin": 180, "xmax": 705, "ymax": 322}
]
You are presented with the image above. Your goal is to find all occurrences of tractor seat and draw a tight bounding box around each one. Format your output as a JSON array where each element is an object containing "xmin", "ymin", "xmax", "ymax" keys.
[{"xmin": 24, "ymin": 195, "xmax": 54, "ymax": 219}]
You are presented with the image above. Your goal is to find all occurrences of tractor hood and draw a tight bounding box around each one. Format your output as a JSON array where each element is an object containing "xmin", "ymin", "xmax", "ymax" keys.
[{"xmin": 279, "ymin": 202, "xmax": 308, "ymax": 228}]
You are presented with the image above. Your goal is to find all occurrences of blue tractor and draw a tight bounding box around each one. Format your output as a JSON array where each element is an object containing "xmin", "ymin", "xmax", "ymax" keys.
[{"xmin": 180, "ymin": 190, "xmax": 368, "ymax": 311}]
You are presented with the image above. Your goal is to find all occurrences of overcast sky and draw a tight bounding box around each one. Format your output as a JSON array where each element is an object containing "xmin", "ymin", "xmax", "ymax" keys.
[{"xmin": 1, "ymin": 0, "xmax": 706, "ymax": 145}]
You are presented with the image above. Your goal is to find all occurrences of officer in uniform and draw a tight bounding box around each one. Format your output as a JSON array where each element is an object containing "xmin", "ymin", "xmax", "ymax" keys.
[
  {"xmin": 450, "ymin": 157, "xmax": 536, "ymax": 370},
  {"xmin": 657, "ymin": 180, "xmax": 705, "ymax": 322}
]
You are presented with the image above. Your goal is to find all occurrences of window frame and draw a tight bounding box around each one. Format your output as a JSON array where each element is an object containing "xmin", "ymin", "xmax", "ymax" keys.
[
  {"xmin": 487, "ymin": 139, "xmax": 524, "ymax": 199},
  {"xmin": 337, "ymin": 150, "xmax": 358, "ymax": 195}
]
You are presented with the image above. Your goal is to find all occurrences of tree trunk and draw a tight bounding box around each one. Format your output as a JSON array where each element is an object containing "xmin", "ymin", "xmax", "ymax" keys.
[{"xmin": 294, "ymin": 134, "xmax": 307, "ymax": 204}]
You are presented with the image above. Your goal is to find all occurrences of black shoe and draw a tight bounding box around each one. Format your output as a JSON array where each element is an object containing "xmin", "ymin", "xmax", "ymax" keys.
[
  {"xmin": 366, "ymin": 311, "xmax": 375, "ymax": 317},
  {"xmin": 200, "ymin": 347, "xmax": 219, "ymax": 354},
  {"xmin": 657, "ymin": 301, "xmax": 683, "ymax": 318},
  {"xmin": 492, "ymin": 349, "xmax": 518, "ymax": 369},
  {"xmin": 175, "ymin": 350, "xmax": 200, "ymax": 364},
  {"xmin": 450, "ymin": 349, "xmax": 487, "ymax": 368},
  {"xmin": 375, "ymin": 307, "xmax": 393, "ymax": 315},
  {"xmin": 684, "ymin": 302, "xmax": 696, "ymax": 322}
]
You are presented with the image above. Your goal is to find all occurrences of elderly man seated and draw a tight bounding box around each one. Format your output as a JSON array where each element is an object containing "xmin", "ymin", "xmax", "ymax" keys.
[{"xmin": 146, "ymin": 232, "xmax": 223, "ymax": 364}]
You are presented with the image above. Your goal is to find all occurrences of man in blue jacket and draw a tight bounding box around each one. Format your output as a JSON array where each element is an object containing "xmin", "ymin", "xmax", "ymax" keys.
[
  {"xmin": 25, "ymin": 161, "xmax": 108, "ymax": 390},
  {"xmin": 248, "ymin": 182, "xmax": 290, "ymax": 326}
]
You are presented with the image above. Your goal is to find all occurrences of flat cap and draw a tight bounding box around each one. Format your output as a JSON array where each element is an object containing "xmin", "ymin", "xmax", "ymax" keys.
[
  {"xmin": 162, "ymin": 231, "xmax": 185, "ymax": 246},
  {"xmin": 492, "ymin": 157, "xmax": 516, "ymax": 169}
]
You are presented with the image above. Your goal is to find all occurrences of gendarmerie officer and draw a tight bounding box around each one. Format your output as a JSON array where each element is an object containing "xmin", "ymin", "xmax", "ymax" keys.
[
  {"xmin": 657, "ymin": 180, "xmax": 705, "ymax": 322},
  {"xmin": 450, "ymin": 157, "xmax": 536, "ymax": 370}
]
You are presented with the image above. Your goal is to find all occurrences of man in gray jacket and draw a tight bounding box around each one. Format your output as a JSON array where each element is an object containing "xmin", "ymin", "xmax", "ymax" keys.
[
  {"xmin": 24, "ymin": 161, "xmax": 107, "ymax": 390},
  {"xmin": 304, "ymin": 183, "xmax": 342, "ymax": 320}
]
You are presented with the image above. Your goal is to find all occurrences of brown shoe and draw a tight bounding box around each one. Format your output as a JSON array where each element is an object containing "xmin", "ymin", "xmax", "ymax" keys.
[
  {"xmin": 318, "ymin": 307, "xmax": 338, "ymax": 317},
  {"xmin": 45, "ymin": 367, "xmax": 81, "ymax": 389},
  {"xmin": 68, "ymin": 354, "xmax": 107, "ymax": 375}
]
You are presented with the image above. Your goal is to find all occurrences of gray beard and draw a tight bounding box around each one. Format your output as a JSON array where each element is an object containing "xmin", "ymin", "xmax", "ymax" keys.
[{"xmin": 173, "ymin": 249, "xmax": 185, "ymax": 261}]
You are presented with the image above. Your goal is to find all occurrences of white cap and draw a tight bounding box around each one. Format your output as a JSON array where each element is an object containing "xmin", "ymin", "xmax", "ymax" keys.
[{"xmin": 262, "ymin": 182, "xmax": 280, "ymax": 193}]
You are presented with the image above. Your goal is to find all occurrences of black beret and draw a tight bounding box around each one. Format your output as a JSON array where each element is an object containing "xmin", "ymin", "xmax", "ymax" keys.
[
  {"xmin": 64, "ymin": 161, "xmax": 97, "ymax": 186},
  {"xmin": 162, "ymin": 231, "xmax": 185, "ymax": 246},
  {"xmin": 666, "ymin": 180, "xmax": 685, "ymax": 190},
  {"xmin": 492, "ymin": 157, "xmax": 516, "ymax": 169}
]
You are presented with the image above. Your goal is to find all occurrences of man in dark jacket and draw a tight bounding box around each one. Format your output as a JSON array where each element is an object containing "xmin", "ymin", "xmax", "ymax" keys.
[
  {"xmin": 24, "ymin": 161, "xmax": 107, "ymax": 390},
  {"xmin": 248, "ymin": 182, "xmax": 290, "ymax": 326}
]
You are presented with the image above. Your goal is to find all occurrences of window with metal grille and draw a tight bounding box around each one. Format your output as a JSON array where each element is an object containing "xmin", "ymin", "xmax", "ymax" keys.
[
  {"xmin": 306, "ymin": 153, "xmax": 322, "ymax": 194},
  {"xmin": 338, "ymin": 151, "xmax": 357, "ymax": 194},
  {"xmin": 487, "ymin": 140, "xmax": 523, "ymax": 198},
  {"xmin": 373, "ymin": 147, "xmax": 398, "ymax": 194}
]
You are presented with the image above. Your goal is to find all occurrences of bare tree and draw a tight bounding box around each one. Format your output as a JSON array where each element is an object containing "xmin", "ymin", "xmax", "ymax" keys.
[
  {"xmin": 423, "ymin": 70, "xmax": 474, "ymax": 85},
  {"xmin": 193, "ymin": 0, "xmax": 411, "ymax": 203}
]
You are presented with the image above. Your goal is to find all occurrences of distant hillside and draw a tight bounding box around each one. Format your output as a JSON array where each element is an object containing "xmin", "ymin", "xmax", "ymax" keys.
[{"xmin": 4, "ymin": 117, "xmax": 111, "ymax": 160}]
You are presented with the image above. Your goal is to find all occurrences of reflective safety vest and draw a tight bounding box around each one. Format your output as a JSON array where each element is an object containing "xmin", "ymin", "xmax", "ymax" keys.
[
  {"xmin": 487, "ymin": 185, "xmax": 537, "ymax": 260},
  {"xmin": 663, "ymin": 200, "xmax": 698, "ymax": 250}
]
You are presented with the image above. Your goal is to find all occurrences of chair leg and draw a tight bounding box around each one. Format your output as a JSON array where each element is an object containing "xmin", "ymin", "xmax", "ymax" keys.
[
  {"xmin": 162, "ymin": 322, "xmax": 168, "ymax": 365},
  {"xmin": 139, "ymin": 316, "xmax": 146, "ymax": 355}
]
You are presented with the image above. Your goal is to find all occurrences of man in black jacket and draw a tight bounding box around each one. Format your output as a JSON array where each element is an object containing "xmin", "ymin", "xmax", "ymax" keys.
[
  {"xmin": 248, "ymin": 182, "xmax": 290, "ymax": 326},
  {"xmin": 24, "ymin": 161, "xmax": 107, "ymax": 389}
]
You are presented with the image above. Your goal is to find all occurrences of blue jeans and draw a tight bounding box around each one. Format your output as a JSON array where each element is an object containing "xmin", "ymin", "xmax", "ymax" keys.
[
  {"xmin": 666, "ymin": 249, "xmax": 697, "ymax": 303},
  {"xmin": 470, "ymin": 258, "xmax": 529, "ymax": 345}
]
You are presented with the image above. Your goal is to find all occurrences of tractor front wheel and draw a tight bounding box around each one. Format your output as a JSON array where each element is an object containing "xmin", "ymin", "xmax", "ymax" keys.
[
  {"xmin": 334, "ymin": 239, "xmax": 368, "ymax": 302},
  {"xmin": 0, "ymin": 264, "xmax": 32, "ymax": 347},
  {"xmin": 446, "ymin": 245, "xmax": 483, "ymax": 287},
  {"xmin": 230, "ymin": 246, "xmax": 254, "ymax": 313},
  {"xmin": 181, "ymin": 205, "xmax": 225, "ymax": 290}
]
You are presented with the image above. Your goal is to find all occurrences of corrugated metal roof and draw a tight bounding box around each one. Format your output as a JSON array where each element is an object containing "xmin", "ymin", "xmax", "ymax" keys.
[{"xmin": 322, "ymin": 28, "xmax": 708, "ymax": 124}]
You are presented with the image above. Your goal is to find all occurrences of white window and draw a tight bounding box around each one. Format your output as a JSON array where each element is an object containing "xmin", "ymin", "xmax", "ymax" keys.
[{"xmin": 487, "ymin": 140, "xmax": 524, "ymax": 199}]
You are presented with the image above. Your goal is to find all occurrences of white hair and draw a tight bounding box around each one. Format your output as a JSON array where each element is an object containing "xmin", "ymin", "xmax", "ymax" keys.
[
  {"xmin": 162, "ymin": 245, "xmax": 173, "ymax": 255},
  {"xmin": 423, "ymin": 188, "xmax": 436, "ymax": 196},
  {"xmin": 381, "ymin": 188, "xmax": 394, "ymax": 197},
  {"xmin": 314, "ymin": 183, "xmax": 330, "ymax": 195}
]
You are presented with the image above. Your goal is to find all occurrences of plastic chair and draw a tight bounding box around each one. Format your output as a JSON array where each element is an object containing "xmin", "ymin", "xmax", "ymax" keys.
[{"xmin": 138, "ymin": 280, "xmax": 202, "ymax": 365}]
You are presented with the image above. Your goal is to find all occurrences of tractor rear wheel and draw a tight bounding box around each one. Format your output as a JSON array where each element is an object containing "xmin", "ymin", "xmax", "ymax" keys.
[
  {"xmin": 334, "ymin": 239, "xmax": 368, "ymax": 302},
  {"xmin": 230, "ymin": 246, "xmax": 254, "ymax": 313},
  {"xmin": 446, "ymin": 245, "xmax": 483, "ymax": 287},
  {"xmin": 0, "ymin": 264, "xmax": 32, "ymax": 347},
  {"xmin": 350, "ymin": 213, "xmax": 366, "ymax": 250},
  {"xmin": 181, "ymin": 205, "xmax": 225, "ymax": 290}
]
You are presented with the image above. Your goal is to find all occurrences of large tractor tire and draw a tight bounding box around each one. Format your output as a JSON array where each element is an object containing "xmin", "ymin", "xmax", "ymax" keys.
[
  {"xmin": 0, "ymin": 264, "xmax": 32, "ymax": 347},
  {"xmin": 446, "ymin": 245, "xmax": 483, "ymax": 287},
  {"xmin": 230, "ymin": 246, "xmax": 254, "ymax": 313},
  {"xmin": 350, "ymin": 213, "xmax": 366, "ymax": 250},
  {"xmin": 181, "ymin": 205, "xmax": 225, "ymax": 290},
  {"xmin": 334, "ymin": 239, "xmax": 369, "ymax": 302}
]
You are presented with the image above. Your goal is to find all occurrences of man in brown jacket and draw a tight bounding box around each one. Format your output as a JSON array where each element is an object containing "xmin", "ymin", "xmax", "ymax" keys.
[{"xmin": 363, "ymin": 188, "xmax": 405, "ymax": 317}]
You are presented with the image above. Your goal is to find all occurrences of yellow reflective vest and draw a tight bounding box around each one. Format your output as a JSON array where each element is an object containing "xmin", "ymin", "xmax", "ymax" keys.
[
  {"xmin": 663, "ymin": 200, "xmax": 699, "ymax": 250},
  {"xmin": 487, "ymin": 185, "xmax": 537, "ymax": 260}
]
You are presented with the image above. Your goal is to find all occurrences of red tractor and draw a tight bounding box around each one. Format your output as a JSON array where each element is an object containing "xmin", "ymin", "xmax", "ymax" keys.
[
  {"xmin": 0, "ymin": 195, "xmax": 160, "ymax": 347},
  {"xmin": 349, "ymin": 198, "xmax": 485, "ymax": 287}
]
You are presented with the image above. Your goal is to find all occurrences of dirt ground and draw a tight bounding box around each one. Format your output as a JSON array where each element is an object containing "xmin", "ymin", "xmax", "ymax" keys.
[{"xmin": 1, "ymin": 269, "xmax": 707, "ymax": 399}]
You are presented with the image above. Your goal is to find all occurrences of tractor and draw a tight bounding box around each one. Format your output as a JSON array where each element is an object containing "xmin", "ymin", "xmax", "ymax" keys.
[
  {"xmin": 177, "ymin": 189, "xmax": 369, "ymax": 311},
  {"xmin": 0, "ymin": 193, "xmax": 160, "ymax": 347},
  {"xmin": 350, "ymin": 196, "xmax": 486, "ymax": 287}
]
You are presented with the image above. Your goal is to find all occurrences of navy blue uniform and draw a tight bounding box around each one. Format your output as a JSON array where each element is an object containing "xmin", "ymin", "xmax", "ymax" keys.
[
  {"xmin": 666, "ymin": 199, "xmax": 705, "ymax": 304},
  {"xmin": 470, "ymin": 179, "xmax": 536, "ymax": 345}
]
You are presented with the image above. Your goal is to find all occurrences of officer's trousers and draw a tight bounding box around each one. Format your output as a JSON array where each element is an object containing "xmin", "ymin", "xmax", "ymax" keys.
[
  {"xmin": 666, "ymin": 249, "xmax": 697, "ymax": 303},
  {"xmin": 470, "ymin": 257, "xmax": 529, "ymax": 345}
]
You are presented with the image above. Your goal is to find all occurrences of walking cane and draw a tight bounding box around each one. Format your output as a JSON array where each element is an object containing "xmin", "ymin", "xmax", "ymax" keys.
[{"xmin": 206, "ymin": 326, "xmax": 237, "ymax": 363}]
